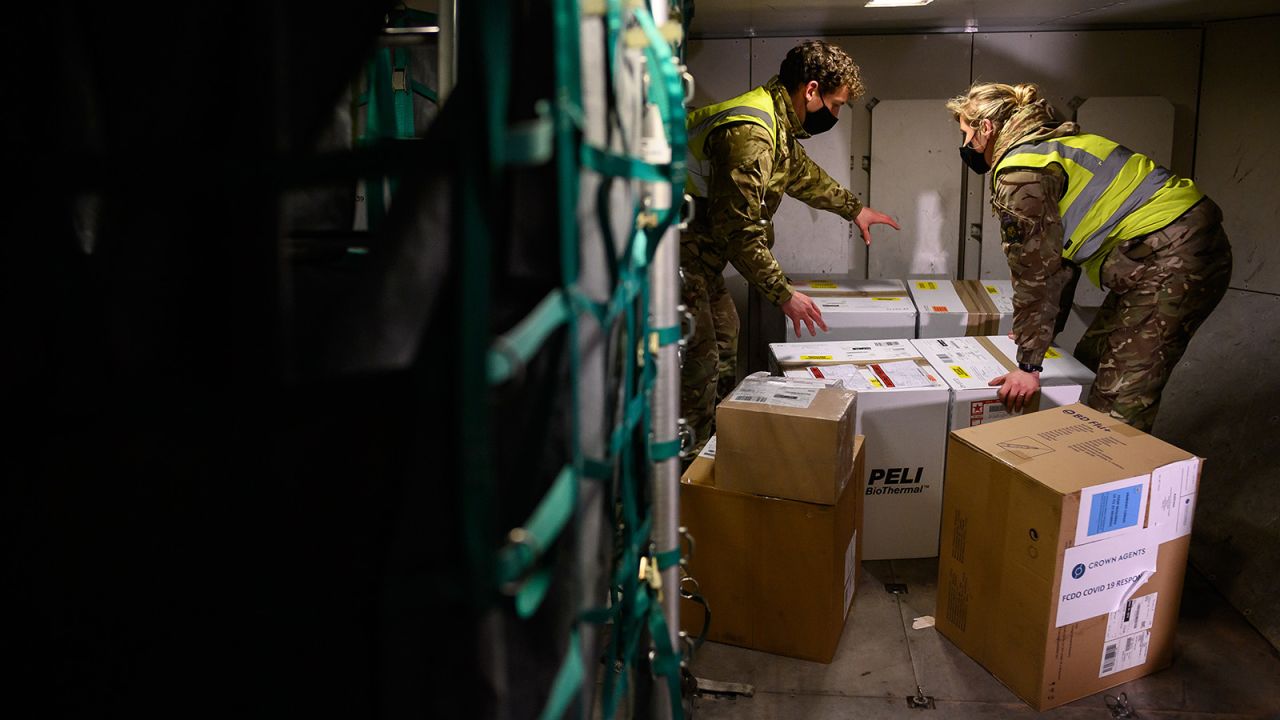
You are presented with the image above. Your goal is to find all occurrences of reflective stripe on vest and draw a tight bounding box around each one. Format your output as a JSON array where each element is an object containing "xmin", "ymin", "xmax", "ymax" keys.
[
  {"xmin": 684, "ymin": 86, "xmax": 778, "ymax": 197},
  {"xmin": 994, "ymin": 134, "xmax": 1202, "ymax": 268}
]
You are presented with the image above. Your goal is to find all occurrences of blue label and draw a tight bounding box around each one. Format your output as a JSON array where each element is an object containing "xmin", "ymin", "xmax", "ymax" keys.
[{"xmin": 1087, "ymin": 484, "xmax": 1144, "ymax": 536}]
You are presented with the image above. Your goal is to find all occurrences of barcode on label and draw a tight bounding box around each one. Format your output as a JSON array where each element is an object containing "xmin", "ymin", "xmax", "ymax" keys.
[
  {"xmin": 938, "ymin": 354, "xmax": 953, "ymax": 364},
  {"xmin": 734, "ymin": 394, "xmax": 768, "ymax": 404},
  {"xmin": 874, "ymin": 341, "xmax": 897, "ymax": 346},
  {"xmin": 1102, "ymin": 643, "xmax": 1118, "ymax": 674},
  {"xmin": 775, "ymin": 393, "xmax": 799, "ymax": 401}
]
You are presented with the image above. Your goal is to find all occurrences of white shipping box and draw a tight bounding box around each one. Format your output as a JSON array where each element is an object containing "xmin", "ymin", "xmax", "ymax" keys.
[
  {"xmin": 783, "ymin": 276, "xmax": 918, "ymax": 343},
  {"xmin": 911, "ymin": 335, "xmax": 1096, "ymax": 429},
  {"xmin": 910, "ymin": 279, "xmax": 1014, "ymax": 338},
  {"xmin": 771, "ymin": 340, "xmax": 951, "ymax": 560}
]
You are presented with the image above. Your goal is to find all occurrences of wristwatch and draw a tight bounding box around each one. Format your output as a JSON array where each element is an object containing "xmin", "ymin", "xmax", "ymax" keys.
[{"xmin": 1018, "ymin": 361, "xmax": 1044, "ymax": 373}]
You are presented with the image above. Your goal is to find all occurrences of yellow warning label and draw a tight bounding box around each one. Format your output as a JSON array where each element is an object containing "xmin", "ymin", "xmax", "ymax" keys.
[
  {"xmin": 872, "ymin": 297, "xmax": 902, "ymax": 301},
  {"xmin": 986, "ymin": 285, "xmax": 999, "ymax": 294},
  {"xmin": 870, "ymin": 378, "xmax": 883, "ymax": 388},
  {"xmin": 809, "ymin": 281, "xmax": 838, "ymax": 289},
  {"xmin": 1045, "ymin": 348, "xmax": 1062, "ymax": 359},
  {"xmin": 800, "ymin": 355, "xmax": 833, "ymax": 360},
  {"xmin": 916, "ymin": 281, "xmax": 938, "ymax": 290},
  {"xmin": 951, "ymin": 366, "xmax": 971, "ymax": 379}
]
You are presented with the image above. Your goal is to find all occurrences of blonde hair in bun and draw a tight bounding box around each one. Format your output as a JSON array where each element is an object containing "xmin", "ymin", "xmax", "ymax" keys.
[{"xmin": 945, "ymin": 82, "xmax": 1043, "ymax": 125}]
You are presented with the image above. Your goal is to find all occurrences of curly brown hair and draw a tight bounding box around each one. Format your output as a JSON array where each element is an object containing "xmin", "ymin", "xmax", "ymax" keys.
[{"xmin": 778, "ymin": 40, "xmax": 864, "ymax": 102}]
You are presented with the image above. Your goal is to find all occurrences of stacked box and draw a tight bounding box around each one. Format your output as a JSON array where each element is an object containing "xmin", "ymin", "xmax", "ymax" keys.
[{"xmin": 680, "ymin": 432, "xmax": 866, "ymax": 663}]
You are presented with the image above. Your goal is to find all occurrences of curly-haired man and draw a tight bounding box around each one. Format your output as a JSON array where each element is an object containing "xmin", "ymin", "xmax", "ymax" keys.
[{"xmin": 682, "ymin": 40, "xmax": 899, "ymax": 455}]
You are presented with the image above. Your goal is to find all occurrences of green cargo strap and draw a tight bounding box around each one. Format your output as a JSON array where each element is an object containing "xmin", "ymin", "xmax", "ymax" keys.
[
  {"xmin": 488, "ymin": 289, "xmax": 572, "ymax": 385},
  {"xmin": 496, "ymin": 464, "xmax": 578, "ymax": 615},
  {"xmin": 505, "ymin": 101, "xmax": 555, "ymax": 167},
  {"xmin": 655, "ymin": 548, "xmax": 682, "ymax": 571},
  {"xmin": 582, "ymin": 456, "xmax": 614, "ymax": 482},
  {"xmin": 610, "ymin": 392, "xmax": 649, "ymax": 456},
  {"xmin": 646, "ymin": 600, "xmax": 685, "ymax": 717},
  {"xmin": 649, "ymin": 439, "xmax": 681, "ymax": 463},
  {"xmin": 580, "ymin": 142, "xmax": 671, "ymax": 183},
  {"xmin": 392, "ymin": 47, "xmax": 415, "ymax": 137},
  {"xmin": 650, "ymin": 324, "xmax": 681, "ymax": 347},
  {"xmin": 410, "ymin": 80, "xmax": 438, "ymax": 104},
  {"xmin": 537, "ymin": 629, "xmax": 585, "ymax": 720}
]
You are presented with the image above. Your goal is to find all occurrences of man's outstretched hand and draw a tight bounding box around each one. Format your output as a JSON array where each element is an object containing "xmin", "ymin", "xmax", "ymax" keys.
[{"xmin": 855, "ymin": 206, "xmax": 901, "ymax": 246}]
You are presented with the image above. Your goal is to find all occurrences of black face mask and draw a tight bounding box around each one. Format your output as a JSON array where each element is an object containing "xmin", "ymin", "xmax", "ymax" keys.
[
  {"xmin": 803, "ymin": 96, "xmax": 839, "ymax": 135},
  {"xmin": 959, "ymin": 139, "xmax": 991, "ymax": 174}
]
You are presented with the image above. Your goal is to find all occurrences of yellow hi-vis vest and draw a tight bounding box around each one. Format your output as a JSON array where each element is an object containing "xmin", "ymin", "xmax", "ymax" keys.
[
  {"xmin": 684, "ymin": 86, "xmax": 779, "ymax": 198},
  {"xmin": 994, "ymin": 134, "xmax": 1203, "ymax": 287}
]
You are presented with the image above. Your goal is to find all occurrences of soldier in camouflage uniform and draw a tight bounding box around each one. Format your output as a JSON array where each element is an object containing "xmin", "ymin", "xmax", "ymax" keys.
[
  {"xmin": 681, "ymin": 41, "xmax": 900, "ymax": 456},
  {"xmin": 947, "ymin": 83, "xmax": 1232, "ymax": 431}
]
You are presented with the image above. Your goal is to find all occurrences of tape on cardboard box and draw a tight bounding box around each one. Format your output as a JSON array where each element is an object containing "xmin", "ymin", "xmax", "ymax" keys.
[{"xmin": 955, "ymin": 281, "xmax": 1001, "ymax": 336}]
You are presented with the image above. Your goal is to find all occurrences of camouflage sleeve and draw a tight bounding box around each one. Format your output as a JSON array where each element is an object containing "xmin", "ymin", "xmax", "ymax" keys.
[
  {"xmin": 706, "ymin": 124, "xmax": 794, "ymax": 306},
  {"xmin": 992, "ymin": 166, "xmax": 1074, "ymax": 367},
  {"xmin": 785, "ymin": 139, "xmax": 862, "ymax": 221}
]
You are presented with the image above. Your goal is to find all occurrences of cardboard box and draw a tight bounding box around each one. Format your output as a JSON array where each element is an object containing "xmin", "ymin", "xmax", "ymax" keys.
[
  {"xmin": 935, "ymin": 404, "xmax": 1202, "ymax": 711},
  {"xmin": 910, "ymin": 279, "xmax": 1014, "ymax": 338},
  {"xmin": 716, "ymin": 375, "xmax": 856, "ymax": 505},
  {"xmin": 911, "ymin": 335, "xmax": 1096, "ymax": 429},
  {"xmin": 679, "ymin": 435, "xmax": 865, "ymax": 663},
  {"xmin": 771, "ymin": 340, "xmax": 952, "ymax": 560},
  {"xmin": 779, "ymin": 276, "xmax": 918, "ymax": 343}
]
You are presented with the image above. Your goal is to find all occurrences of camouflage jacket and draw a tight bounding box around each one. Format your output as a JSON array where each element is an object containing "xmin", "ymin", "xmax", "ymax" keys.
[
  {"xmin": 681, "ymin": 77, "xmax": 863, "ymax": 306},
  {"xmin": 989, "ymin": 101, "xmax": 1079, "ymax": 367}
]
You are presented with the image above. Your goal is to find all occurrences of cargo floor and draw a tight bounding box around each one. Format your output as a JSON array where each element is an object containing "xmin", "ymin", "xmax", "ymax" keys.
[{"xmin": 690, "ymin": 559, "xmax": 1280, "ymax": 719}]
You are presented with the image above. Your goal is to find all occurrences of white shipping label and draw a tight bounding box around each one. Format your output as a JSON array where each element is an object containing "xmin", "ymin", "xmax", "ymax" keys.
[
  {"xmin": 1099, "ymin": 630, "xmax": 1151, "ymax": 677},
  {"xmin": 843, "ymin": 530, "xmax": 858, "ymax": 617},
  {"xmin": 1057, "ymin": 529, "xmax": 1159, "ymax": 627},
  {"xmin": 871, "ymin": 360, "xmax": 937, "ymax": 389},
  {"xmin": 698, "ymin": 435, "xmax": 717, "ymax": 460},
  {"xmin": 774, "ymin": 339, "xmax": 917, "ymax": 364},
  {"xmin": 1076, "ymin": 475, "xmax": 1151, "ymax": 545},
  {"xmin": 1105, "ymin": 592, "xmax": 1158, "ymax": 642},
  {"xmin": 801, "ymin": 364, "xmax": 874, "ymax": 390},
  {"xmin": 967, "ymin": 399, "xmax": 1011, "ymax": 427},
  {"xmin": 922, "ymin": 339, "xmax": 1008, "ymax": 389},
  {"xmin": 729, "ymin": 383, "xmax": 820, "ymax": 408},
  {"xmin": 1149, "ymin": 458, "xmax": 1201, "ymax": 543}
]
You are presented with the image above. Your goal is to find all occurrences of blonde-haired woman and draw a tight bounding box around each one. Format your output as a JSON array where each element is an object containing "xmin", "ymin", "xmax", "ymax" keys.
[{"xmin": 946, "ymin": 82, "xmax": 1232, "ymax": 431}]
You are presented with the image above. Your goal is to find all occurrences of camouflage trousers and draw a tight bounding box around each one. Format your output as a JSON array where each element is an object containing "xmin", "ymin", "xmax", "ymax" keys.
[
  {"xmin": 680, "ymin": 268, "xmax": 739, "ymax": 458},
  {"xmin": 1074, "ymin": 198, "xmax": 1233, "ymax": 432}
]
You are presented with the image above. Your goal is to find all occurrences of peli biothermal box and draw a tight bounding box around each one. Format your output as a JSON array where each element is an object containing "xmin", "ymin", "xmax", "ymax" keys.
[
  {"xmin": 936, "ymin": 404, "xmax": 1201, "ymax": 710},
  {"xmin": 910, "ymin": 279, "xmax": 1014, "ymax": 338},
  {"xmin": 679, "ymin": 435, "xmax": 865, "ymax": 663},
  {"xmin": 911, "ymin": 335, "xmax": 1095, "ymax": 429},
  {"xmin": 778, "ymin": 275, "xmax": 917, "ymax": 342},
  {"xmin": 770, "ymin": 340, "xmax": 952, "ymax": 560}
]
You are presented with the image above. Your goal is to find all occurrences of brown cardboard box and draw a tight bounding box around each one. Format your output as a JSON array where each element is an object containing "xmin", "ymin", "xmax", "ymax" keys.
[
  {"xmin": 715, "ymin": 375, "xmax": 857, "ymax": 505},
  {"xmin": 935, "ymin": 403, "xmax": 1203, "ymax": 710},
  {"xmin": 678, "ymin": 435, "xmax": 865, "ymax": 663}
]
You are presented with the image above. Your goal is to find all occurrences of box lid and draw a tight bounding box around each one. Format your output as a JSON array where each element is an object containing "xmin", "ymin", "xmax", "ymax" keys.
[
  {"xmin": 790, "ymin": 275, "xmax": 909, "ymax": 297},
  {"xmin": 950, "ymin": 403, "xmax": 1195, "ymax": 495},
  {"xmin": 771, "ymin": 339, "xmax": 919, "ymax": 367},
  {"xmin": 720, "ymin": 375, "xmax": 856, "ymax": 421},
  {"xmin": 912, "ymin": 336, "xmax": 1095, "ymax": 390}
]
